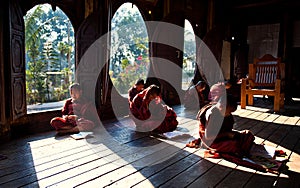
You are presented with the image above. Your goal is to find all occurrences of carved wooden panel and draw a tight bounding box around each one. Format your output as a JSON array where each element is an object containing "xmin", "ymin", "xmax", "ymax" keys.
[
  {"xmin": 76, "ymin": 12, "xmax": 101, "ymax": 62},
  {"xmin": 9, "ymin": 0, "xmax": 26, "ymax": 119},
  {"xmin": 13, "ymin": 77, "xmax": 26, "ymax": 117},
  {"xmin": 76, "ymin": 11, "xmax": 103, "ymax": 102},
  {"xmin": 11, "ymin": 34, "xmax": 24, "ymax": 73}
]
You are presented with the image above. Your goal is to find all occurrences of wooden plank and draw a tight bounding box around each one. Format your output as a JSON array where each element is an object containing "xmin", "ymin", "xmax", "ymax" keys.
[
  {"xmin": 263, "ymin": 113, "xmax": 280, "ymax": 123},
  {"xmin": 0, "ymin": 141, "xmax": 104, "ymax": 178},
  {"xmin": 216, "ymin": 165, "xmax": 256, "ymax": 187},
  {"xmin": 1, "ymin": 104, "xmax": 300, "ymax": 188},
  {"xmin": 105, "ymin": 148, "xmax": 199, "ymax": 188},
  {"xmin": 0, "ymin": 144, "xmax": 108, "ymax": 187},
  {"xmin": 255, "ymin": 122, "xmax": 279, "ymax": 141},
  {"xmin": 186, "ymin": 159, "xmax": 233, "ymax": 188},
  {"xmin": 215, "ymin": 110, "xmax": 283, "ymax": 187},
  {"xmin": 158, "ymin": 158, "xmax": 215, "ymax": 188},
  {"xmin": 234, "ymin": 108, "xmax": 257, "ymax": 118},
  {"xmin": 242, "ymin": 113, "xmax": 299, "ymax": 187},
  {"xmin": 274, "ymin": 139, "xmax": 300, "ymax": 188},
  {"xmin": 0, "ymin": 118, "xmax": 152, "ymax": 179},
  {"xmin": 3, "ymin": 118, "xmax": 155, "ymax": 186},
  {"xmin": 39, "ymin": 139, "xmax": 174, "ymax": 187},
  {"xmin": 159, "ymin": 157, "xmax": 237, "ymax": 188},
  {"xmin": 131, "ymin": 151, "xmax": 203, "ymax": 188},
  {"xmin": 243, "ymin": 171, "xmax": 279, "ymax": 188},
  {"xmin": 74, "ymin": 142, "xmax": 190, "ymax": 187},
  {"xmin": 17, "ymin": 108, "xmax": 198, "ymax": 185}
]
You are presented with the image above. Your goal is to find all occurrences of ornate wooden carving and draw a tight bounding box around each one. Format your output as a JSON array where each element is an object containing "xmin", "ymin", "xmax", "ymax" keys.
[
  {"xmin": 9, "ymin": 0, "xmax": 26, "ymax": 119},
  {"xmin": 76, "ymin": 11, "xmax": 105, "ymax": 110}
]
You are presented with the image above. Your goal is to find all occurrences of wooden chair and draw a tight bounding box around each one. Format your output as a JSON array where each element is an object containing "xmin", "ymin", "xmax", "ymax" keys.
[{"xmin": 240, "ymin": 54, "xmax": 285, "ymax": 112}]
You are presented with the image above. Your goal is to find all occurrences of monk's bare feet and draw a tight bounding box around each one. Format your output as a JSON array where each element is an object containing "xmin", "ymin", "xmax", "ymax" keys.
[{"xmin": 186, "ymin": 138, "xmax": 201, "ymax": 148}]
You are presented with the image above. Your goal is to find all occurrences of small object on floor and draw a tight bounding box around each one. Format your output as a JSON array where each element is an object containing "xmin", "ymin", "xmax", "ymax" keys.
[
  {"xmin": 186, "ymin": 138, "xmax": 201, "ymax": 148},
  {"xmin": 162, "ymin": 130, "xmax": 191, "ymax": 139},
  {"xmin": 275, "ymin": 149, "xmax": 287, "ymax": 157},
  {"xmin": 0, "ymin": 154, "xmax": 7, "ymax": 161},
  {"xmin": 70, "ymin": 132, "xmax": 94, "ymax": 140}
]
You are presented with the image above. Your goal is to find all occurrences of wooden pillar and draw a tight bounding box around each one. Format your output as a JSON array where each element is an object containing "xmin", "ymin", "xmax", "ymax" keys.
[
  {"xmin": 164, "ymin": 0, "xmax": 170, "ymax": 17},
  {"xmin": 0, "ymin": 1, "xmax": 10, "ymax": 140},
  {"xmin": 8, "ymin": 0, "xmax": 27, "ymax": 121},
  {"xmin": 0, "ymin": 0, "xmax": 27, "ymax": 140},
  {"xmin": 278, "ymin": 13, "xmax": 293, "ymax": 101},
  {"xmin": 207, "ymin": 0, "xmax": 215, "ymax": 32}
]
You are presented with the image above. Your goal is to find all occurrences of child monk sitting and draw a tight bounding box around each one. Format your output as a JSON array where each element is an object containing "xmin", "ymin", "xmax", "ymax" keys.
[
  {"xmin": 128, "ymin": 78, "xmax": 145, "ymax": 103},
  {"xmin": 50, "ymin": 83, "xmax": 99, "ymax": 135},
  {"xmin": 183, "ymin": 81, "xmax": 210, "ymax": 110},
  {"xmin": 187, "ymin": 94, "xmax": 254, "ymax": 158},
  {"xmin": 129, "ymin": 84, "xmax": 178, "ymax": 133}
]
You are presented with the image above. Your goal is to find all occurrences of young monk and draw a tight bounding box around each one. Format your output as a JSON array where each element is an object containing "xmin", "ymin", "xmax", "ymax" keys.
[
  {"xmin": 184, "ymin": 81, "xmax": 210, "ymax": 110},
  {"xmin": 187, "ymin": 94, "xmax": 255, "ymax": 158},
  {"xmin": 129, "ymin": 84, "xmax": 178, "ymax": 133},
  {"xmin": 128, "ymin": 78, "xmax": 145, "ymax": 103},
  {"xmin": 208, "ymin": 81, "xmax": 227, "ymax": 103},
  {"xmin": 50, "ymin": 83, "xmax": 99, "ymax": 135}
]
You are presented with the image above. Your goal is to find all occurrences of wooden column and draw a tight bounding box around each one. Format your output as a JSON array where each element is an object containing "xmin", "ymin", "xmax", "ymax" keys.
[
  {"xmin": 9, "ymin": 0, "xmax": 27, "ymax": 121},
  {"xmin": 207, "ymin": 0, "xmax": 215, "ymax": 32},
  {"xmin": 278, "ymin": 13, "xmax": 292, "ymax": 100},
  {"xmin": 0, "ymin": 1, "xmax": 10, "ymax": 140}
]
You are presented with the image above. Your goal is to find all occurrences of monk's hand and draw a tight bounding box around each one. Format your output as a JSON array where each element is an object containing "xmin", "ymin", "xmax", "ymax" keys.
[
  {"xmin": 68, "ymin": 115, "xmax": 78, "ymax": 121},
  {"xmin": 63, "ymin": 115, "xmax": 68, "ymax": 120}
]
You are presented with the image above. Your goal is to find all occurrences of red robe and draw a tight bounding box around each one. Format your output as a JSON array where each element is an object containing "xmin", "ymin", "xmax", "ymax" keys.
[
  {"xmin": 50, "ymin": 97, "xmax": 99, "ymax": 131},
  {"xmin": 129, "ymin": 87, "xmax": 178, "ymax": 133},
  {"xmin": 197, "ymin": 104, "xmax": 254, "ymax": 157},
  {"xmin": 128, "ymin": 86, "xmax": 142, "ymax": 103}
]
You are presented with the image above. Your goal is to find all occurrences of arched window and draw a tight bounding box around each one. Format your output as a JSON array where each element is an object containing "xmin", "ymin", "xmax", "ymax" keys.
[
  {"xmin": 182, "ymin": 19, "xmax": 196, "ymax": 90},
  {"xmin": 110, "ymin": 3, "xmax": 150, "ymax": 96},
  {"xmin": 24, "ymin": 4, "xmax": 75, "ymax": 113}
]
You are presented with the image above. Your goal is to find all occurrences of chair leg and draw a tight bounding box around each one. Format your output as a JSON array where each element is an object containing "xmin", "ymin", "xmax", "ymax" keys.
[
  {"xmin": 240, "ymin": 80, "xmax": 246, "ymax": 109},
  {"xmin": 280, "ymin": 93, "xmax": 285, "ymax": 108},
  {"xmin": 248, "ymin": 94, "xmax": 253, "ymax": 106},
  {"xmin": 241, "ymin": 94, "xmax": 246, "ymax": 109},
  {"xmin": 274, "ymin": 94, "xmax": 280, "ymax": 112}
]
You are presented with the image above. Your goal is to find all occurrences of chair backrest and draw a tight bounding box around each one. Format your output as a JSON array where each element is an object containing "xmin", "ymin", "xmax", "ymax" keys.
[{"xmin": 248, "ymin": 54, "xmax": 284, "ymax": 88}]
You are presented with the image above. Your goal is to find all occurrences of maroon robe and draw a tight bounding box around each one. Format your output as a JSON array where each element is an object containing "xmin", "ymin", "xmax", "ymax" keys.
[
  {"xmin": 50, "ymin": 97, "xmax": 99, "ymax": 131},
  {"xmin": 197, "ymin": 104, "xmax": 254, "ymax": 157},
  {"xmin": 129, "ymin": 87, "xmax": 178, "ymax": 133},
  {"xmin": 128, "ymin": 86, "xmax": 142, "ymax": 103},
  {"xmin": 191, "ymin": 104, "xmax": 275, "ymax": 173}
]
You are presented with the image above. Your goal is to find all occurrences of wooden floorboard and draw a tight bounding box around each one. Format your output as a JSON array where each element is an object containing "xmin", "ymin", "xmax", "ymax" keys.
[{"xmin": 1, "ymin": 99, "xmax": 300, "ymax": 187}]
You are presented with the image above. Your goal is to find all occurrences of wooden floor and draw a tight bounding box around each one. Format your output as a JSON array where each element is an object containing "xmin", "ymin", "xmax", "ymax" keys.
[{"xmin": 1, "ymin": 98, "xmax": 300, "ymax": 188}]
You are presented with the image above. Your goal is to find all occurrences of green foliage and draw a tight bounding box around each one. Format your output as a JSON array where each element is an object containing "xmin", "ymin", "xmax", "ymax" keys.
[
  {"xmin": 110, "ymin": 3, "xmax": 150, "ymax": 94},
  {"xmin": 182, "ymin": 20, "xmax": 197, "ymax": 89},
  {"xmin": 26, "ymin": 60, "xmax": 47, "ymax": 104},
  {"xmin": 42, "ymin": 41, "xmax": 59, "ymax": 71},
  {"xmin": 24, "ymin": 4, "xmax": 75, "ymax": 105}
]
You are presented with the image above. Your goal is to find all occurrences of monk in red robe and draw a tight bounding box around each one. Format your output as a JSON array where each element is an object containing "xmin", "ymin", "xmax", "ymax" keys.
[
  {"xmin": 183, "ymin": 81, "xmax": 210, "ymax": 110},
  {"xmin": 129, "ymin": 84, "xmax": 178, "ymax": 133},
  {"xmin": 187, "ymin": 94, "xmax": 254, "ymax": 157},
  {"xmin": 50, "ymin": 83, "xmax": 99, "ymax": 135},
  {"xmin": 128, "ymin": 78, "xmax": 145, "ymax": 103}
]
